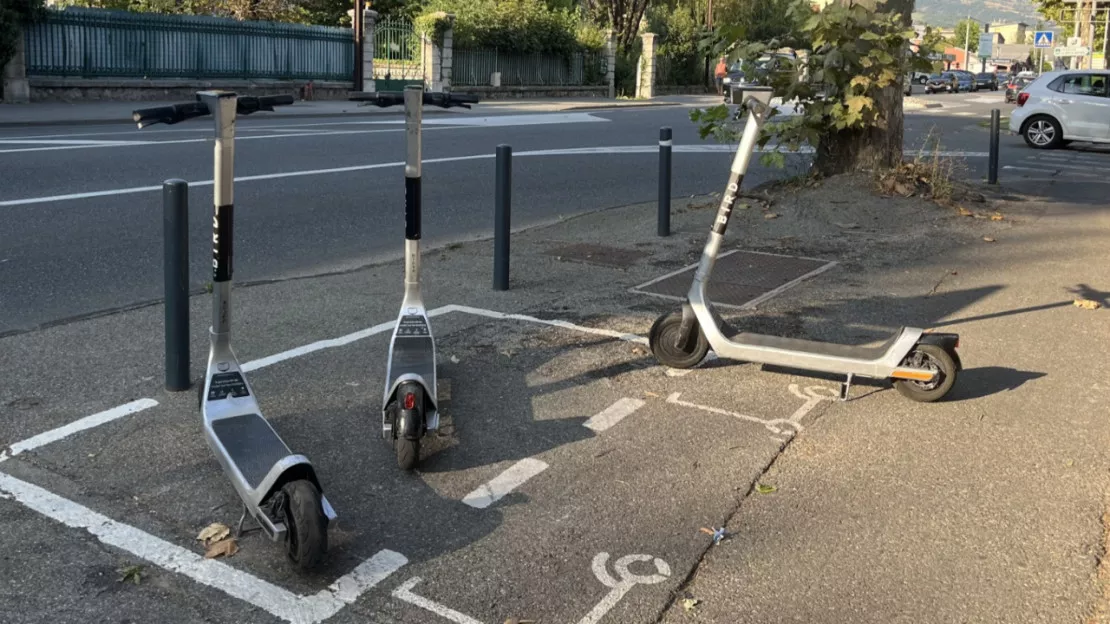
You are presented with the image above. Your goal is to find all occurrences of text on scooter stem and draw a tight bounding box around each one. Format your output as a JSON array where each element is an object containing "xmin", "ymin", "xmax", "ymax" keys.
[
  {"xmin": 713, "ymin": 178, "xmax": 742, "ymax": 236},
  {"xmin": 212, "ymin": 205, "xmax": 234, "ymax": 282}
]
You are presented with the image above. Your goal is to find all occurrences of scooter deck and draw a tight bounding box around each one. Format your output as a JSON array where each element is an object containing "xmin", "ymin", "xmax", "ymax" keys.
[
  {"xmin": 210, "ymin": 413, "xmax": 292, "ymax": 491},
  {"xmin": 387, "ymin": 314, "xmax": 436, "ymax": 390},
  {"xmin": 728, "ymin": 329, "xmax": 904, "ymax": 361}
]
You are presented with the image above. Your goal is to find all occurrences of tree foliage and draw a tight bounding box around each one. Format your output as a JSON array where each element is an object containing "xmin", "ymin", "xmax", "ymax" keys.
[
  {"xmin": 691, "ymin": 0, "xmax": 939, "ymax": 176},
  {"xmin": 949, "ymin": 18, "xmax": 979, "ymax": 53},
  {"xmin": 417, "ymin": 0, "xmax": 602, "ymax": 54}
]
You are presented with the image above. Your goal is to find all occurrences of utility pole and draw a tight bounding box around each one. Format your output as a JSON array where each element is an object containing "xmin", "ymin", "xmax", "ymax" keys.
[
  {"xmin": 353, "ymin": 0, "xmax": 365, "ymax": 88},
  {"xmin": 1103, "ymin": 2, "xmax": 1108, "ymax": 69},
  {"xmin": 1073, "ymin": 0, "xmax": 1082, "ymax": 69},
  {"xmin": 963, "ymin": 15, "xmax": 971, "ymax": 71}
]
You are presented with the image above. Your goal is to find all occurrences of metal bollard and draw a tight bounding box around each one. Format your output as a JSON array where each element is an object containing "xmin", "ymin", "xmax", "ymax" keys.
[
  {"xmin": 658, "ymin": 127, "xmax": 672, "ymax": 237},
  {"xmin": 493, "ymin": 145, "xmax": 512, "ymax": 291},
  {"xmin": 988, "ymin": 109, "xmax": 1000, "ymax": 185},
  {"xmin": 163, "ymin": 179, "xmax": 190, "ymax": 391}
]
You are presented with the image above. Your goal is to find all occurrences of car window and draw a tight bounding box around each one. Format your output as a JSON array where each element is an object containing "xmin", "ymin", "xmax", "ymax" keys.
[{"xmin": 1051, "ymin": 74, "xmax": 1109, "ymax": 97}]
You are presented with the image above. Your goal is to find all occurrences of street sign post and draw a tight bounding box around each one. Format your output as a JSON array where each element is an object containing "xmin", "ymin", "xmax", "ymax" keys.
[
  {"xmin": 1033, "ymin": 31, "xmax": 1054, "ymax": 48},
  {"xmin": 978, "ymin": 33, "xmax": 993, "ymax": 59}
]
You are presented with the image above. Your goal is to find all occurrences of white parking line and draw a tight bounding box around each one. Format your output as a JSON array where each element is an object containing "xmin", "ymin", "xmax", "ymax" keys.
[
  {"xmin": 583, "ymin": 398, "xmax": 646, "ymax": 432},
  {"xmin": 461, "ymin": 458, "xmax": 549, "ymax": 509},
  {"xmin": 5, "ymin": 399, "xmax": 159, "ymax": 457},
  {"xmin": 393, "ymin": 577, "xmax": 486, "ymax": 624},
  {"xmin": 0, "ymin": 471, "xmax": 407, "ymax": 624}
]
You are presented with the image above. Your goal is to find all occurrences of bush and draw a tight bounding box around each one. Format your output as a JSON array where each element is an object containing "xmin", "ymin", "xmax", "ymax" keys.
[{"xmin": 417, "ymin": 0, "xmax": 601, "ymax": 55}]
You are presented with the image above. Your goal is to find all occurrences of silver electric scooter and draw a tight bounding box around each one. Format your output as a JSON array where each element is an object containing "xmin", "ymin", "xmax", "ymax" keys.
[
  {"xmin": 349, "ymin": 86, "xmax": 479, "ymax": 469},
  {"xmin": 648, "ymin": 86, "xmax": 962, "ymax": 402},
  {"xmin": 133, "ymin": 92, "xmax": 336, "ymax": 569}
]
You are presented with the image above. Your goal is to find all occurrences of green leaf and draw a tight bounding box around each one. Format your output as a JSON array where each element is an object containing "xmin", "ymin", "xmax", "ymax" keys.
[
  {"xmin": 755, "ymin": 483, "xmax": 777, "ymax": 494},
  {"xmin": 119, "ymin": 565, "xmax": 144, "ymax": 585},
  {"xmin": 860, "ymin": 31, "xmax": 880, "ymax": 41}
]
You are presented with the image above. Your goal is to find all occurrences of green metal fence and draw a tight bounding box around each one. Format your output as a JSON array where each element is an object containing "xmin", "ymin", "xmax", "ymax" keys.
[
  {"xmin": 655, "ymin": 53, "xmax": 703, "ymax": 86},
  {"xmin": 453, "ymin": 47, "xmax": 606, "ymax": 86},
  {"xmin": 24, "ymin": 8, "xmax": 353, "ymax": 81}
]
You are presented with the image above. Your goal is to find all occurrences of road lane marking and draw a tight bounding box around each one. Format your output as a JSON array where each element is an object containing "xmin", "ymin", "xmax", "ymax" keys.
[
  {"xmin": 442, "ymin": 304, "xmax": 649, "ymax": 345},
  {"xmin": 393, "ymin": 577, "xmax": 486, "ymax": 624},
  {"xmin": 583, "ymin": 398, "xmax": 646, "ymax": 432},
  {"xmin": 461, "ymin": 458, "xmax": 549, "ymax": 509},
  {"xmin": 5, "ymin": 399, "xmax": 159, "ymax": 457},
  {"xmin": 0, "ymin": 471, "xmax": 407, "ymax": 624},
  {"xmin": 0, "ymin": 146, "xmax": 990, "ymax": 207}
]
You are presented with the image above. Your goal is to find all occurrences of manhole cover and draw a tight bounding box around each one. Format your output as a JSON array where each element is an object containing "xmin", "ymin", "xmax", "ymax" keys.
[
  {"xmin": 545, "ymin": 243, "xmax": 649, "ymax": 269},
  {"xmin": 631, "ymin": 250, "xmax": 836, "ymax": 309}
]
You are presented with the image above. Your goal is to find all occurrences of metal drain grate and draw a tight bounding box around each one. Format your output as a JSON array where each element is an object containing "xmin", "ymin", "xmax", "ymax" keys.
[
  {"xmin": 631, "ymin": 249, "xmax": 836, "ymax": 309},
  {"xmin": 544, "ymin": 243, "xmax": 649, "ymax": 269}
]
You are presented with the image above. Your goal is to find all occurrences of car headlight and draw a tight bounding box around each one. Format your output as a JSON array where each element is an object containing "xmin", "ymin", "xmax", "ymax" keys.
[{"xmin": 723, "ymin": 77, "xmax": 731, "ymax": 84}]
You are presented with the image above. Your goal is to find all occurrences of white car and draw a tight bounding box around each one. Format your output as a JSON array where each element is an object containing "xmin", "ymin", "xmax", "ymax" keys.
[{"xmin": 1009, "ymin": 69, "xmax": 1110, "ymax": 149}]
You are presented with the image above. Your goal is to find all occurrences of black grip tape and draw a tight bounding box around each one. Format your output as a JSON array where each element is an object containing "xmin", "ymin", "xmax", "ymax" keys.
[
  {"xmin": 711, "ymin": 175, "xmax": 744, "ymax": 236},
  {"xmin": 405, "ymin": 177, "xmax": 422, "ymax": 240},
  {"xmin": 212, "ymin": 205, "xmax": 234, "ymax": 282}
]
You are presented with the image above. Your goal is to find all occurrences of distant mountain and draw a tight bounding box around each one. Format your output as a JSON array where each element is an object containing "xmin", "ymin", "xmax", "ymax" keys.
[{"xmin": 912, "ymin": 0, "xmax": 1043, "ymax": 27}]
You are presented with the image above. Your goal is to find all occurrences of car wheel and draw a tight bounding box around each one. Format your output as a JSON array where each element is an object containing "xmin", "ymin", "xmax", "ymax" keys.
[
  {"xmin": 1022, "ymin": 116, "xmax": 1064, "ymax": 149},
  {"xmin": 919, "ymin": 76, "xmax": 928, "ymax": 84}
]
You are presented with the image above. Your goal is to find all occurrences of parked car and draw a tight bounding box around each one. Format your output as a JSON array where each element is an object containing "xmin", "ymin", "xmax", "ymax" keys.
[
  {"xmin": 913, "ymin": 71, "xmax": 931, "ymax": 85},
  {"xmin": 1004, "ymin": 75, "xmax": 1034, "ymax": 103},
  {"xmin": 722, "ymin": 53, "xmax": 797, "ymax": 103},
  {"xmin": 975, "ymin": 72, "xmax": 999, "ymax": 91},
  {"xmin": 952, "ymin": 70, "xmax": 979, "ymax": 91},
  {"xmin": 925, "ymin": 73, "xmax": 958, "ymax": 93},
  {"xmin": 904, "ymin": 73, "xmax": 913, "ymax": 96},
  {"xmin": 1009, "ymin": 70, "xmax": 1110, "ymax": 148}
]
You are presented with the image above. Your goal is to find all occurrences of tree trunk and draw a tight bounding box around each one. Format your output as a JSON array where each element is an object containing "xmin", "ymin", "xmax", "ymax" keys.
[{"xmin": 815, "ymin": 0, "xmax": 914, "ymax": 176}]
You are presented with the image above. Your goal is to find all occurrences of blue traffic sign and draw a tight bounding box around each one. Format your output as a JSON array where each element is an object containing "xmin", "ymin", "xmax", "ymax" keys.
[{"xmin": 1034, "ymin": 31, "xmax": 1054, "ymax": 48}]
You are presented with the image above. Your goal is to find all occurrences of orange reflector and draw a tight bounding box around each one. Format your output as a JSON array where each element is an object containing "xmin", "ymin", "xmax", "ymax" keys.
[{"xmin": 891, "ymin": 368, "xmax": 936, "ymax": 381}]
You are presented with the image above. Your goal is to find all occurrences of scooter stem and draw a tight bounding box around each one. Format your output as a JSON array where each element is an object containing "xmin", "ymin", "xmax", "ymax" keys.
[
  {"xmin": 199, "ymin": 91, "xmax": 238, "ymax": 344},
  {"xmin": 694, "ymin": 94, "xmax": 770, "ymax": 287},
  {"xmin": 403, "ymin": 85, "xmax": 423, "ymax": 287}
]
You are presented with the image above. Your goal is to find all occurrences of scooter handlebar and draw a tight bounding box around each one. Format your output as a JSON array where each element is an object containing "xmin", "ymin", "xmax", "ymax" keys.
[
  {"xmin": 349, "ymin": 91, "xmax": 481, "ymax": 109},
  {"xmin": 132, "ymin": 94, "xmax": 295, "ymax": 128}
]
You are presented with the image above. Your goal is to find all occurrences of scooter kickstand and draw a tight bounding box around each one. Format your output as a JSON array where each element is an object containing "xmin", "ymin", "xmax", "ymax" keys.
[
  {"xmin": 235, "ymin": 504, "xmax": 262, "ymax": 538},
  {"xmin": 839, "ymin": 373, "xmax": 854, "ymax": 402}
]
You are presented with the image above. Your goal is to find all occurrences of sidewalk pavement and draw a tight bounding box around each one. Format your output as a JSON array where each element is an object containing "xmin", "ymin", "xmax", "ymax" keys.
[
  {"xmin": 1, "ymin": 171, "xmax": 1106, "ymax": 622},
  {"xmin": 0, "ymin": 94, "xmax": 708, "ymax": 129}
]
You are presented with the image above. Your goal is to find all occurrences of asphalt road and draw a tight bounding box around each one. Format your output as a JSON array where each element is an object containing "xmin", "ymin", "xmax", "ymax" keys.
[{"xmin": 0, "ymin": 90, "xmax": 1060, "ymax": 335}]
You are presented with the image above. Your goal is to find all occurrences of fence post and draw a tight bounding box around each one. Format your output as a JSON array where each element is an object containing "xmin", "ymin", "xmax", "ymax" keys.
[
  {"xmin": 441, "ymin": 14, "xmax": 455, "ymax": 91},
  {"xmin": 658, "ymin": 127, "xmax": 672, "ymax": 237},
  {"xmin": 163, "ymin": 180, "xmax": 190, "ymax": 392},
  {"xmin": 988, "ymin": 108, "xmax": 1000, "ymax": 185},
  {"xmin": 605, "ymin": 29, "xmax": 616, "ymax": 98},
  {"xmin": 2, "ymin": 31, "xmax": 30, "ymax": 104},
  {"xmin": 637, "ymin": 32, "xmax": 657, "ymax": 99},
  {"xmin": 494, "ymin": 145, "xmax": 512, "ymax": 291},
  {"xmin": 361, "ymin": 9, "xmax": 379, "ymax": 92}
]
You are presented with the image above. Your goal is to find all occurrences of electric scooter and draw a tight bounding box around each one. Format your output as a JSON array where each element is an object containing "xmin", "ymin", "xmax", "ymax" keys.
[
  {"xmin": 349, "ymin": 86, "xmax": 479, "ymax": 469},
  {"xmin": 133, "ymin": 92, "xmax": 336, "ymax": 569},
  {"xmin": 648, "ymin": 86, "xmax": 962, "ymax": 403}
]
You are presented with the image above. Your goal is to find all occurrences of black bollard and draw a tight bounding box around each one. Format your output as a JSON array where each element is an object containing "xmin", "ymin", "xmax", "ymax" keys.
[
  {"xmin": 493, "ymin": 145, "xmax": 512, "ymax": 291},
  {"xmin": 988, "ymin": 109, "xmax": 1000, "ymax": 185},
  {"xmin": 658, "ymin": 127, "xmax": 672, "ymax": 237},
  {"xmin": 163, "ymin": 179, "xmax": 190, "ymax": 391}
]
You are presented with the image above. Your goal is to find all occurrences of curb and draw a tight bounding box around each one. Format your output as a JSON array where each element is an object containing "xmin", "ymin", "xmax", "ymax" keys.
[
  {"xmin": 561, "ymin": 101, "xmax": 683, "ymax": 111},
  {"xmin": 0, "ymin": 106, "xmax": 458, "ymax": 129}
]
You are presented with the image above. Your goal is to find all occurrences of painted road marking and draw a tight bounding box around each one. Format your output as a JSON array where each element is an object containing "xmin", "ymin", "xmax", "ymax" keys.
[
  {"xmin": 461, "ymin": 458, "xmax": 549, "ymax": 509},
  {"xmin": 0, "ymin": 471, "xmax": 407, "ymax": 624},
  {"xmin": 5, "ymin": 398, "xmax": 159, "ymax": 457},
  {"xmin": 583, "ymin": 398, "xmax": 646, "ymax": 433},
  {"xmin": 445, "ymin": 304, "xmax": 649, "ymax": 345},
  {"xmin": 0, "ymin": 147, "xmax": 990, "ymax": 207},
  {"xmin": 667, "ymin": 384, "xmax": 836, "ymax": 438},
  {"xmin": 579, "ymin": 552, "xmax": 671, "ymax": 624},
  {"xmin": 393, "ymin": 577, "xmax": 485, "ymax": 624}
]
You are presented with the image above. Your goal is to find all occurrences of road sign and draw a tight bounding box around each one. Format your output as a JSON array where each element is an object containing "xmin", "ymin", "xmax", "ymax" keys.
[
  {"xmin": 1067, "ymin": 36, "xmax": 1081, "ymax": 47},
  {"xmin": 978, "ymin": 33, "xmax": 993, "ymax": 58},
  {"xmin": 1033, "ymin": 31, "xmax": 1054, "ymax": 48},
  {"xmin": 1054, "ymin": 45, "xmax": 1091, "ymax": 57}
]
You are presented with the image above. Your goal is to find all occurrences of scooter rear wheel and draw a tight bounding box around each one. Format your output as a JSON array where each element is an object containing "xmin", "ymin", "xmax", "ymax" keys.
[
  {"xmin": 649, "ymin": 312, "xmax": 709, "ymax": 370},
  {"xmin": 279, "ymin": 479, "xmax": 328, "ymax": 570},
  {"xmin": 395, "ymin": 436, "xmax": 420, "ymax": 471},
  {"xmin": 894, "ymin": 344, "xmax": 957, "ymax": 403}
]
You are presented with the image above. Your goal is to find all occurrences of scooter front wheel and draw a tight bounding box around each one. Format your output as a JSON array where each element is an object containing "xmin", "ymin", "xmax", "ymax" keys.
[
  {"xmin": 279, "ymin": 479, "xmax": 328, "ymax": 570},
  {"xmin": 649, "ymin": 312, "xmax": 709, "ymax": 369},
  {"xmin": 893, "ymin": 344, "xmax": 957, "ymax": 402}
]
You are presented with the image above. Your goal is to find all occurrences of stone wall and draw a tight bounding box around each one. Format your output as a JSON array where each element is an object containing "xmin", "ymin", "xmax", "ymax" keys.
[{"xmin": 26, "ymin": 78, "xmax": 353, "ymax": 102}]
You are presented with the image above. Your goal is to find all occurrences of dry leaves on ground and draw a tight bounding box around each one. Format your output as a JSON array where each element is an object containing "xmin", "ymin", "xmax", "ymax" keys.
[
  {"xmin": 196, "ymin": 522, "xmax": 230, "ymax": 545},
  {"xmin": 982, "ymin": 237, "xmax": 996, "ymax": 243},
  {"xmin": 204, "ymin": 538, "xmax": 240, "ymax": 560},
  {"xmin": 1074, "ymin": 299, "xmax": 1102, "ymax": 310}
]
